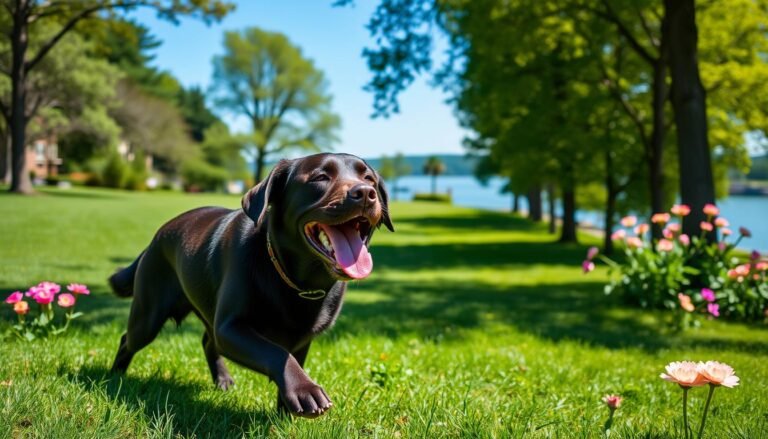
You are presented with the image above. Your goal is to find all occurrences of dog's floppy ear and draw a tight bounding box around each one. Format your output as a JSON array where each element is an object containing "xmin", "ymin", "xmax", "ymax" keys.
[
  {"xmin": 376, "ymin": 172, "xmax": 394, "ymax": 232},
  {"xmin": 242, "ymin": 159, "xmax": 291, "ymax": 227}
]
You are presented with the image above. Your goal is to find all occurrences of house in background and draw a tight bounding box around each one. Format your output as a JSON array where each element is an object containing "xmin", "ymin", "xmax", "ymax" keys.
[{"xmin": 26, "ymin": 137, "xmax": 62, "ymax": 179}]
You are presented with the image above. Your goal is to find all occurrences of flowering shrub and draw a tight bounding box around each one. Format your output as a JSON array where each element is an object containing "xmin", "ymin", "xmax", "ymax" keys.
[
  {"xmin": 584, "ymin": 204, "xmax": 768, "ymax": 324},
  {"xmin": 3, "ymin": 282, "xmax": 90, "ymax": 341}
]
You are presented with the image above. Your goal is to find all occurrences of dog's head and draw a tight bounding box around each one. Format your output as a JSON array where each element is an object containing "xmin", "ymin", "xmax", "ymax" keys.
[{"xmin": 242, "ymin": 153, "xmax": 394, "ymax": 281}]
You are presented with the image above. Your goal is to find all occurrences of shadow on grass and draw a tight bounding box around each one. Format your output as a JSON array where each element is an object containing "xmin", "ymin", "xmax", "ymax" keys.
[
  {"xmin": 69, "ymin": 365, "xmax": 276, "ymax": 437},
  {"xmin": 393, "ymin": 212, "xmax": 543, "ymax": 232}
]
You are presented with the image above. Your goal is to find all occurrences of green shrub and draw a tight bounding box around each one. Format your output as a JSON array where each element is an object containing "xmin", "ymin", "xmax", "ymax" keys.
[
  {"xmin": 180, "ymin": 158, "xmax": 229, "ymax": 192},
  {"xmin": 413, "ymin": 192, "xmax": 452, "ymax": 203},
  {"xmin": 101, "ymin": 152, "xmax": 130, "ymax": 189}
]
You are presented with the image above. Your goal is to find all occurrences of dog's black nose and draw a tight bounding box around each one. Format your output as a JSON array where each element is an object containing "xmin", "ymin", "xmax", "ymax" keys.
[{"xmin": 348, "ymin": 184, "xmax": 377, "ymax": 204}]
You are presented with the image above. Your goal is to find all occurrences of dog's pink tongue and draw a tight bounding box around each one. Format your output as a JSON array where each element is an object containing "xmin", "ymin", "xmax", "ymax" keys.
[{"xmin": 318, "ymin": 223, "xmax": 372, "ymax": 279}]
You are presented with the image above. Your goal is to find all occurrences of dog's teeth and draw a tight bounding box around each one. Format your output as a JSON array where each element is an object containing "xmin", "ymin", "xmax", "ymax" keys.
[{"xmin": 318, "ymin": 230, "xmax": 333, "ymax": 252}]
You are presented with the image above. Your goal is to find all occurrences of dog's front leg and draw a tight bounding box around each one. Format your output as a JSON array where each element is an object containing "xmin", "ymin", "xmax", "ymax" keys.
[{"xmin": 214, "ymin": 319, "xmax": 332, "ymax": 417}]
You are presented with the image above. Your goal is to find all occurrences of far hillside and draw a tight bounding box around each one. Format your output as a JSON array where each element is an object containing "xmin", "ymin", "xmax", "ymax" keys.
[{"xmin": 364, "ymin": 154, "xmax": 479, "ymax": 176}]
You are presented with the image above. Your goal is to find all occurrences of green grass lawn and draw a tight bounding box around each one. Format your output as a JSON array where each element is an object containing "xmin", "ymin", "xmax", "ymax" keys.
[{"xmin": 1, "ymin": 187, "xmax": 766, "ymax": 438}]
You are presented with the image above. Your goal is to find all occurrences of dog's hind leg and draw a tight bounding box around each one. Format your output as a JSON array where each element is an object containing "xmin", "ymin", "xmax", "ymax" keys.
[
  {"xmin": 202, "ymin": 330, "xmax": 235, "ymax": 390},
  {"xmin": 111, "ymin": 252, "xmax": 184, "ymax": 374}
]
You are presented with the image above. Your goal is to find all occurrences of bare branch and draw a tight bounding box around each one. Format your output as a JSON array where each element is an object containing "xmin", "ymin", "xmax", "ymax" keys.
[{"xmin": 582, "ymin": 0, "xmax": 657, "ymax": 65}]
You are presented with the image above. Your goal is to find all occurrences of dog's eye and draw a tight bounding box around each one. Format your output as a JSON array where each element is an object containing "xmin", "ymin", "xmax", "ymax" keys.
[
  {"xmin": 310, "ymin": 173, "xmax": 330, "ymax": 182},
  {"xmin": 364, "ymin": 174, "xmax": 376, "ymax": 183}
]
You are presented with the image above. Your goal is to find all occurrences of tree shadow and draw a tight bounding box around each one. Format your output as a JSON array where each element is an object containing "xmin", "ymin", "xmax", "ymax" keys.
[
  {"xmin": 68, "ymin": 365, "xmax": 276, "ymax": 437},
  {"xmin": 341, "ymin": 277, "xmax": 768, "ymax": 353},
  {"xmin": 392, "ymin": 211, "xmax": 542, "ymax": 232}
]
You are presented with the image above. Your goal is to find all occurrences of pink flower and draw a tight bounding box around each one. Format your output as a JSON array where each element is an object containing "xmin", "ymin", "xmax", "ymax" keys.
[
  {"xmin": 37, "ymin": 281, "xmax": 61, "ymax": 295},
  {"xmin": 756, "ymin": 262, "xmax": 768, "ymax": 271},
  {"xmin": 582, "ymin": 260, "xmax": 595, "ymax": 274},
  {"xmin": 700, "ymin": 288, "xmax": 715, "ymax": 302},
  {"xmin": 671, "ymin": 204, "xmax": 691, "ymax": 216},
  {"xmin": 718, "ymin": 242, "xmax": 727, "ymax": 252},
  {"xmin": 663, "ymin": 228, "xmax": 674, "ymax": 239},
  {"xmin": 13, "ymin": 301, "xmax": 29, "ymax": 315},
  {"xmin": 67, "ymin": 283, "xmax": 90, "ymax": 295},
  {"xmin": 602, "ymin": 394, "xmax": 622, "ymax": 410},
  {"xmin": 5, "ymin": 291, "xmax": 23, "ymax": 304},
  {"xmin": 666, "ymin": 223, "xmax": 681, "ymax": 233},
  {"xmin": 586, "ymin": 246, "xmax": 599, "ymax": 261},
  {"xmin": 703, "ymin": 203, "xmax": 719, "ymax": 217},
  {"xmin": 734, "ymin": 264, "xmax": 751, "ymax": 276},
  {"xmin": 651, "ymin": 213, "xmax": 671, "ymax": 224},
  {"xmin": 626, "ymin": 237, "xmax": 644, "ymax": 249},
  {"xmin": 700, "ymin": 221, "xmax": 714, "ymax": 232},
  {"xmin": 697, "ymin": 361, "xmax": 739, "ymax": 388},
  {"xmin": 739, "ymin": 227, "xmax": 751, "ymax": 238},
  {"xmin": 660, "ymin": 361, "xmax": 707, "ymax": 388},
  {"xmin": 678, "ymin": 234, "xmax": 690, "ymax": 246},
  {"xmin": 714, "ymin": 217, "xmax": 729, "ymax": 228},
  {"xmin": 707, "ymin": 303, "xmax": 720, "ymax": 317},
  {"xmin": 620, "ymin": 215, "xmax": 637, "ymax": 228},
  {"xmin": 721, "ymin": 228, "xmax": 732, "ymax": 236},
  {"xmin": 33, "ymin": 289, "xmax": 56, "ymax": 305},
  {"xmin": 678, "ymin": 293, "xmax": 695, "ymax": 312},
  {"xmin": 57, "ymin": 293, "xmax": 76, "ymax": 308},
  {"xmin": 657, "ymin": 239, "xmax": 674, "ymax": 252},
  {"xmin": 634, "ymin": 223, "xmax": 650, "ymax": 235},
  {"xmin": 611, "ymin": 229, "xmax": 626, "ymax": 241},
  {"xmin": 26, "ymin": 286, "xmax": 43, "ymax": 299}
]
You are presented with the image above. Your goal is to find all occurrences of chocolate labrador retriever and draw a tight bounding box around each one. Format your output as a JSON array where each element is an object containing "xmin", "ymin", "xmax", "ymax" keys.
[{"xmin": 108, "ymin": 153, "xmax": 393, "ymax": 417}]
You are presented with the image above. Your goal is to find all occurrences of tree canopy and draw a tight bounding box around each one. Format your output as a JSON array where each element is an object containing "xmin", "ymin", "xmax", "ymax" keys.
[{"xmin": 211, "ymin": 27, "xmax": 341, "ymax": 183}]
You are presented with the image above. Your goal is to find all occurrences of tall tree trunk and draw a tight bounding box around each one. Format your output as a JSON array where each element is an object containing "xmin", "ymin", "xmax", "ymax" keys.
[
  {"xmin": 0, "ymin": 130, "xmax": 7, "ymax": 183},
  {"xmin": 9, "ymin": 2, "xmax": 33, "ymax": 194},
  {"xmin": 511, "ymin": 192, "xmax": 519, "ymax": 214},
  {"xmin": 526, "ymin": 186, "xmax": 542, "ymax": 222},
  {"xmin": 547, "ymin": 184, "xmax": 556, "ymax": 234},
  {"xmin": 648, "ymin": 55, "xmax": 668, "ymax": 238},
  {"xmin": 559, "ymin": 189, "xmax": 578, "ymax": 243},
  {"xmin": 604, "ymin": 152, "xmax": 616, "ymax": 255},
  {"xmin": 559, "ymin": 165, "xmax": 578, "ymax": 243},
  {"xmin": 254, "ymin": 147, "xmax": 266, "ymax": 184},
  {"xmin": 665, "ymin": 0, "xmax": 715, "ymax": 238}
]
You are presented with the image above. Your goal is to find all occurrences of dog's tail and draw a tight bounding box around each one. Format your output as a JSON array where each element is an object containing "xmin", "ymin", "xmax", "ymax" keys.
[{"xmin": 109, "ymin": 251, "xmax": 144, "ymax": 298}]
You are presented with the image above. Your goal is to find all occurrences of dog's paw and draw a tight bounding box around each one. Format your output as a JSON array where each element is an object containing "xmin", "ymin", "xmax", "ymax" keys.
[
  {"xmin": 279, "ymin": 381, "xmax": 333, "ymax": 418},
  {"xmin": 216, "ymin": 373, "xmax": 235, "ymax": 391}
]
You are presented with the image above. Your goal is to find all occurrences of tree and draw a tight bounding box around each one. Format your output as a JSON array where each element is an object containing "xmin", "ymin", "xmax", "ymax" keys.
[
  {"xmin": 1, "ymin": 0, "xmax": 232, "ymax": 193},
  {"xmin": 423, "ymin": 155, "xmax": 445, "ymax": 194},
  {"xmin": 378, "ymin": 152, "xmax": 411, "ymax": 200},
  {"xmin": 211, "ymin": 28, "xmax": 340, "ymax": 183},
  {"xmin": 1, "ymin": 23, "xmax": 122, "ymax": 178}
]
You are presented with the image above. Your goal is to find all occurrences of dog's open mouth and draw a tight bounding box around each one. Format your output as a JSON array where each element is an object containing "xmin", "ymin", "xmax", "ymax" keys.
[{"xmin": 304, "ymin": 217, "xmax": 373, "ymax": 280}]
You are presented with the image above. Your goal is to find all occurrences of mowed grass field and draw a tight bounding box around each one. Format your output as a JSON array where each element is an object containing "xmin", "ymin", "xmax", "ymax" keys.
[{"xmin": 1, "ymin": 187, "xmax": 767, "ymax": 438}]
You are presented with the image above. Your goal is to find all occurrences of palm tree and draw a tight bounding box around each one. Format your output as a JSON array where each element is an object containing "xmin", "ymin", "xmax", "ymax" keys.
[{"xmin": 423, "ymin": 156, "xmax": 446, "ymax": 194}]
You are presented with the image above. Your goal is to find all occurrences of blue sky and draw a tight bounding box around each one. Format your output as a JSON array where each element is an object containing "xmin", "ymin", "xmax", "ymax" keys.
[{"xmin": 127, "ymin": 0, "xmax": 467, "ymax": 159}]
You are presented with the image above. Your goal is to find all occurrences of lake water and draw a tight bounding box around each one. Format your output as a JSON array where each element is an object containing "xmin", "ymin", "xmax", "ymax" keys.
[{"xmin": 392, "ymin": 175, "xmax": 768, "ymax": 252}]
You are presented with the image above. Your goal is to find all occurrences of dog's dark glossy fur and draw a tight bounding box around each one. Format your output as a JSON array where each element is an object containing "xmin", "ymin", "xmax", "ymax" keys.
[{"xmin": 108, "ymin": 153, "xmax": 393, "ymax": 417}]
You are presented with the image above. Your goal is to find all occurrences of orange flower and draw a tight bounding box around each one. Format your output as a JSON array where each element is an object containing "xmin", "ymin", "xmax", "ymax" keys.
[
  {"xmin": 13, "ymin": 301, "xmax": 29, "ymax": 315},
  {"xmin": 678, "ymin": 293, "xmax": 694, "ymax": 312},
  {"xmin": 697, "ymin": 361, "xmax": 739, "ymax": 388},
  {"xmin": 634, "ymin": 223, "xmax": 650, "ymax": 235},
  {"xmin": 703, "ymin": 204, "xmax": 719, "ymax": 217},
  {"xmin": 620, "ymin": 215, "xmax": 637, "ymax": 228},
  {"xmin": 671, "ymin": 204, "xmax": 691, "ymax": 216},
  {"xmin": 626, "ymin": 237, "xmax": 644, "ymax": 249},
  {"xmin": 657, "ymin": 239, "xmax": 674, "ymax": 252},
  {"xmin": 714, "ymin": 217, "xmax": 729, "ymax": 228},
  {"xmin": 651, "ymin": 213, "xmax": 671, "ymax": 224},
  {"xmin": 660, "ymin": 361, "xmax": 707, "ymax": 388}
]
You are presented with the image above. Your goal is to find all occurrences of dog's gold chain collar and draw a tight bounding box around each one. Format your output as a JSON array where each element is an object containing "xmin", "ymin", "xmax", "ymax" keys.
[{"xmin": 266, "ymin": 232, "xmax": 327, "ymax": 300}]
